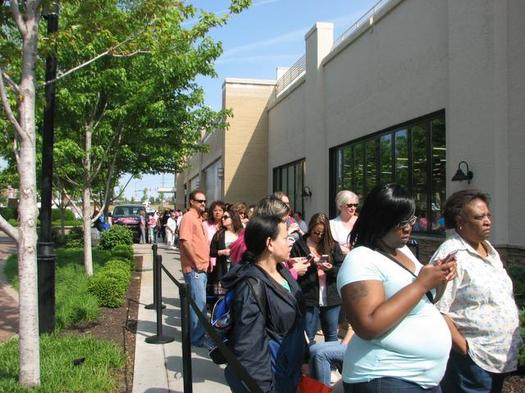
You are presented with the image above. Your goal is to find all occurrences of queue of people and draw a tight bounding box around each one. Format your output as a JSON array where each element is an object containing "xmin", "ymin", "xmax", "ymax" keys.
[{"xmin": 171, "ymin": 186, "xmax": 521, "ymax": 393}]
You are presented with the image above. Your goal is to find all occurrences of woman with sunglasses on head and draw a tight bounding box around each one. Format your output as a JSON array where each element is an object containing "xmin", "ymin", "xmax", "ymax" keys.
[
  {"xmin": 330, "ymin": 190, "xmax": 360, "ymax": 255},
  {"xmin": 337, "ymin": 184, "xmax": 457, "ymax": 393},
  {"xmin": 209, "ymin": 208, "xmax": 243, "ymax": 296},
  {"xmin": 290, "ymin": 212, "xmax": 344, "ymax": 343}
]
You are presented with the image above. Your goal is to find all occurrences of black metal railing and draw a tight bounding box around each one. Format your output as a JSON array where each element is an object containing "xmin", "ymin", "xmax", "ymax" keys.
[{"xmin": 145, "ymin": 244, "xmax": 263, "ymax": 393}]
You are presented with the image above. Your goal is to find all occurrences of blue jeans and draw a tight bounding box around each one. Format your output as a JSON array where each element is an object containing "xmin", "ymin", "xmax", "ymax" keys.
[
  {"xmin": 305, "ymin": 305, "xmax": 341, "ymax": 343},
  {"xmin": 441, "ymin": 351, "xmax": 505, "ymax": 393},
  {"xmin": 182, "ymin": 268, "xmax": 208, "ymax": 346},
  {"xmin": 344, "ymin": 378, "xmax": 442, "ymax": 393},
  {"xmin": 309, "ymin": 341, "xmax": 346, "ymax": 386}
]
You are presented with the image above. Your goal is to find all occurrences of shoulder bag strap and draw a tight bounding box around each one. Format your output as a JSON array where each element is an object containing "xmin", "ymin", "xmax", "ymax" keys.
[{"xmin": 377, "ymin": 250, "xmax": 434, "ymax": 303}]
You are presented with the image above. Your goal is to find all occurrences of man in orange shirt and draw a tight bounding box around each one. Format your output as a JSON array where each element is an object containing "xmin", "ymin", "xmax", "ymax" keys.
[{"xmin": 178, "ymin": 190, "xmax": 210, "ymax": 347}]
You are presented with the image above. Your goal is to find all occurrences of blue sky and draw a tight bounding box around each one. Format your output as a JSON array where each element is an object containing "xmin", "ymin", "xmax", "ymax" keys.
[{"xmin": 121, "ymin": 0, "xmax": 378, "ymax": 200}]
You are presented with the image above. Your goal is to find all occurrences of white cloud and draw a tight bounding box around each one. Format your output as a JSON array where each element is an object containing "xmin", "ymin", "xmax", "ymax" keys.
[{"xmin": 220, "ymin": 27, "xmax": 306, "ymax": 58}]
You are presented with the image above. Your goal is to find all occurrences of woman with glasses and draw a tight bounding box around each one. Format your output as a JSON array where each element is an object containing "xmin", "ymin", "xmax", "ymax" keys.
[
  {"xmin": 330, "ymin": 190, "xmax": 360, "ymax": 255},
  {"xmin": 337, "ymin": 183, "xmax": 457, "ymax": 393},
  {"xmin": 209, "ymin": 208, "xmax": 243, "ymax": 296},
  {"xmin": 290, "ymin": 212, "xmax": 344, "ymax": 343},
  {"xmin": 431, "ymin": 190, "xmax": 522, "ymax": 393}
]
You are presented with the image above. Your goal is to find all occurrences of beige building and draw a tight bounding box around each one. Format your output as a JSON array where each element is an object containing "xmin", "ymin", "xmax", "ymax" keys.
[
  {"xmin": 178, "ymin": 0, "xmax": 525, "ymax": 263},
  {"xmin": 176, "ymin": 79, "xmax": 275, "ymax": 207}
]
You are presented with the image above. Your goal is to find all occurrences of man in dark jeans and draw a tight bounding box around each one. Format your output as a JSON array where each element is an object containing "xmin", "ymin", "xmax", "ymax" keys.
[{"xmin": 178, "ymin": 190, "xmax": 210, "ymax": 347}]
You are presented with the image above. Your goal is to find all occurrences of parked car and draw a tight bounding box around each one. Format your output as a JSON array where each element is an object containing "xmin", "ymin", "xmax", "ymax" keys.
[{"xmin": 112, "ymin": 204, "xmax": 146, "ymax": 242}]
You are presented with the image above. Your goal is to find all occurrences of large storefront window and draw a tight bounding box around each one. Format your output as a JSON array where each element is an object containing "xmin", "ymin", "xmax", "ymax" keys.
[
  {"xmin": 330, "ymin": 111, "xmax": 446, "ymax": 234},
  {"xmin": 273, "ymin": 159, "xmax": 305, "ymax": 217}
]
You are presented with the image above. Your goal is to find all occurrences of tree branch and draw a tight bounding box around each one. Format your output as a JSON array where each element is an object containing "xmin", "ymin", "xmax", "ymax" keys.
[
  {"xmin": 0, "ymin": 214, "xmax": 19, "ymax": 242},
  {"xmin": 62, "ymin": 172, "xmax": 81, "ymax": 188},
  {"xmin": 109, "ymin": 49, "xmax": 150, "ymax": 57},
  {"xmin": 44, "ymin": 36, "xmax": 137, "ymax": 87},
  {"xmin": 10, "ymin": 0, "xmax": 27, "ymax": 36},
  {"xmin": 2, "ymin": 72, "xmax": 20, "ymax": 95},
  {"xmin": 0, "ymin": 66, "xmax": 25, "ymax": 137},
  {"xmin": 112, "ymin": 174, "xmax": 134, "ymax": 202}
]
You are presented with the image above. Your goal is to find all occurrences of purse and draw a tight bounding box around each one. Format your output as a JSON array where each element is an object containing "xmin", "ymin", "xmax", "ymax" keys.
[{"xmin": 297, "ymin": 375, "xmax": 332, "ymax": 393}]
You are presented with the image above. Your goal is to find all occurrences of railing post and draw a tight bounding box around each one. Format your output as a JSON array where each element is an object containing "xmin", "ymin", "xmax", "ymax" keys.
[
  {"xmin": 146, "ymin": 243, "xmax": 165, "ymax": 310},
  {"xmin": 145, "ymin": 254, "xmax": 174, "ymax": 344},
  {"xmin": 179, "ymin": 282, "xmax": 193, "ymax": 393}
]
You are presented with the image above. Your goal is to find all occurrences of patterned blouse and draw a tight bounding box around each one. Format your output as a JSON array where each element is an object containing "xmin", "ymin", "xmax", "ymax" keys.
[{"xmin": 431, "ymin": 231, "xmax": 522, "ymax": 373}]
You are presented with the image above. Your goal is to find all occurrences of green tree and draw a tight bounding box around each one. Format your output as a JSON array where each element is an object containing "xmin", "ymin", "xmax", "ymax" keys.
[{"xmin": 0, "ymin": 0, "xmax": 250, "ymax": 386}]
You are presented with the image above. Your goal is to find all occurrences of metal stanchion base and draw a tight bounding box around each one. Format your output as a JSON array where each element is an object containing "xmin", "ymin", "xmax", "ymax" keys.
[
  {"xmin": 145, "ymin": 303, "xmax": 166, "ymax": 310},
  {"xmin": 145, "ymin": 335, "xmax": 175, "ymax": 344}
]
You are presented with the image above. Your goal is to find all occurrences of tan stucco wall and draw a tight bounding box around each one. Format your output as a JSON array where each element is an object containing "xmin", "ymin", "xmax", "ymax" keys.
[{"xmin": 223, "ymin": 80, "xmax": 275, "ymax": 204}]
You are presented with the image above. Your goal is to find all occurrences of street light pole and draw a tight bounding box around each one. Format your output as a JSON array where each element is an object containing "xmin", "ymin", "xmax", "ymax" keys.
[{"xmin": 38, "ymin": 2, "xmax": 59, "ymax": 334}]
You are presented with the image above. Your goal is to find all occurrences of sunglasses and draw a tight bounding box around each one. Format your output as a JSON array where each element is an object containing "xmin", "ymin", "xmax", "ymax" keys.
[
  {"xmin": 192, "ymin": 199, "xmax": 206, "ymax": 204},
  {"xmin": 311, "ymin": 230, "xmax": 324, "ymax": 237},
  {"xmin": 396, "ymin": 215, "xmax": 417, "ymax": 228},
  {"xmin": 222, "ymin": 215, "xmax": 231, "ymax": 220},
  {"xmin": 346, "ymin": 203, "xmax": 358, "ymax": 208}
]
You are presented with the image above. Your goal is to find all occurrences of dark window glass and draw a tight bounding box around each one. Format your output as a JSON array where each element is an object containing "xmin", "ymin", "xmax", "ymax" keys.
[
  {"xmin": 395, "ymin": 129, "xmax": 409, "ymax": 189},
  {"xmin": 273, "ymin": 159, "xmax": 305, "ymax": 216},
  {"xmin": 330, "ymin": 111, "xmax": 445, "ymax": 234},
  {"xmin": 354, "ymin": 144, "xmax": 364, "ymax": 197},
  {"xmin": 380, "ymin": 134, "xmax": 393, "ymax": 183}
]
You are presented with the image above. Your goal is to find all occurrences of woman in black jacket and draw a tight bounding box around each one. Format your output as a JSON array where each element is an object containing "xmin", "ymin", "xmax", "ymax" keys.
[
  {"xmin": 221, "ymin": 215, "xmax": 306, "ymax": 393},
  {"xmin": 291, "ymin": 212, "xmax": 344, "ymax": 343}
]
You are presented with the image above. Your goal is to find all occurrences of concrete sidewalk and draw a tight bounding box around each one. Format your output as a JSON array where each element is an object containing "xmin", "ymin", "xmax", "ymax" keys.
[{"xmin": 132, "ymin": 243, "xmax": 230, "ymax": 393}]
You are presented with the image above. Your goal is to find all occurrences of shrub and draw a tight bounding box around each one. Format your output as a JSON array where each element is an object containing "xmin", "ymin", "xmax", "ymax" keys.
[
  {"xmin": 88, "ymin": 272, "xmax": 128, "ymax": 308},
  {"xmin": 64, "ymin": 226, "xmax": 84, "ymax": 249},
  {"xmin": 519, "ymin": 308, "xmax": 525, "ymax": 367},
  {"xmin": 0, "ymin": 207, "xmax": 17, "ymax": 221},
  {"xmin": 51, "ymin": 208, "xmax": 76, "ymax": 222},
  {"xmin": 508, "ymin": 265, "xmax": 525, "ymax": 309},
  {"xmin": 105, "ymin": 259, "xmax": 133, "ymax": 277},
  {"xmin": 99, "ymin": 225, "xmax": 133, "ymax": 250},
  {"xmin": 111, "ymin": 244, "xmax": 134, "ymax": 261}
]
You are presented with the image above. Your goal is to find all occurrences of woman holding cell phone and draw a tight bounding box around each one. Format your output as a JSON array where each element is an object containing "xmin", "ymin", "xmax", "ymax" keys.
[
  {"xmin": 291, "ymin": 212, "xmax": 345, "ymax": 343},
  {"xmin": 337, "ymin": 184, "xmax": 457, "ymax": 393}
]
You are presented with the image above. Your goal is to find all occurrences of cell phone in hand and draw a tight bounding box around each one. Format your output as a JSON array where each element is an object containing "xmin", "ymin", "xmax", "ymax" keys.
[{"xmin": 319, "ymin": 254, "xmax": 329, "ymax": 263}]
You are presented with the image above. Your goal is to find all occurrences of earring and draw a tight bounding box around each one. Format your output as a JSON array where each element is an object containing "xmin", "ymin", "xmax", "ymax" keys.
[{"xmin": 459, "ymin": 226, "xmax": 463, "ymax": 231}]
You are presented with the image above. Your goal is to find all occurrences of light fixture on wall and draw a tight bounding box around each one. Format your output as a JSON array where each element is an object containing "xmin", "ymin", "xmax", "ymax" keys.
[
  {"xmin": 451, "ymin": 161, "xmax": 473, "ymax": 184},
  {"xmin": 302, "ymin": 186, "xmax": 312, "ymax": 198}
]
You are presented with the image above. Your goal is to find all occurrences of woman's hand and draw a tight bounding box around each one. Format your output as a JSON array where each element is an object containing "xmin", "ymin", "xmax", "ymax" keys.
[
  {"xmin": 317, "ymin": 261, "xmax": 333, "ymax": 271},
  {"xmin": 290, "ymin": 257, "xmax": 309, "ymax": 276},
  {"xmin": 219, "ymin": 248, "xmax": 231, "ymax": 257},
  {"xmin": 415, "ymin": 261, "xmax": 456, "ymax": 292}
]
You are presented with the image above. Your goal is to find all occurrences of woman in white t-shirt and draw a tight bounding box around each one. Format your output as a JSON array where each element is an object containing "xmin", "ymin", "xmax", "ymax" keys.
[
  {"xmin": 330, "ymin": 190, "xmax": 359, "ymax": 255},
  {"xmin": 337, "ymin": 183, "xmax": 457, "ymax": 393}
]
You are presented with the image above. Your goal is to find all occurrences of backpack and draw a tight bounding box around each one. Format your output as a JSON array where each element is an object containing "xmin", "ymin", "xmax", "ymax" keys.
[{"xmin": 209, "ymin": 277, "xmax": 269, "ymax": 364}]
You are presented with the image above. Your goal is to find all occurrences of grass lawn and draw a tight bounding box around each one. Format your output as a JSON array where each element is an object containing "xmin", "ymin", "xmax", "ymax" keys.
[{"xmin": 0, "ymin": 334, "xmax": 124, "ymax": 393}]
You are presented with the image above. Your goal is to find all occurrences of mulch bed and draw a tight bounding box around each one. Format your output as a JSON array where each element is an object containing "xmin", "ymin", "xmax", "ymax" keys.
[{"xmin": 65, "ymin": 260, "xmax": 141, "ymax": 393}]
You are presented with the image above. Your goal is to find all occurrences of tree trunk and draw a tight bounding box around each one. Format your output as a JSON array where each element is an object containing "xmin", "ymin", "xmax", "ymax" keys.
[
  {"xmin": 17, "ymin": 7, "xmax": 41, "ymax": 385},
  {"xmin": 82, "ymin": 187, "xmax": 93, "ymax": 276},
  {"xmin": 82, "ymin": 125, "xmax": 93, "ymax": 276}
]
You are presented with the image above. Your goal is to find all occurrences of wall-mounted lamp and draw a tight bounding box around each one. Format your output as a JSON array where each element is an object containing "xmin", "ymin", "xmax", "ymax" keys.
[
  {"xmin": 451, "ymin": 161, "xmax": 474, "ymax": 184},
  {"xmin": 302, "ymin": 186, "xmax": 312, "ymax": 198}
]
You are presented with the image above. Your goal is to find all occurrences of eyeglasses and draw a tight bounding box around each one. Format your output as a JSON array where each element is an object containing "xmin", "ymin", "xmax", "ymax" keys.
[
  {"xmin": 222, "ymin": 215, "xmax": 231, "ymax": 220},
  {"xmin": 311, "ymin": 231, "xmax": 324, "ymax": 237},
  {"xmin": 192, "ymin": 199, "xmax": 206, "ymax": 204},
  {"xmin": 396, "ymin": 215, "xmax": 417, "ymax": 228},
  {"xmin": 346, "ymin": 203, "xmax": 358, "ymax": 208}
]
